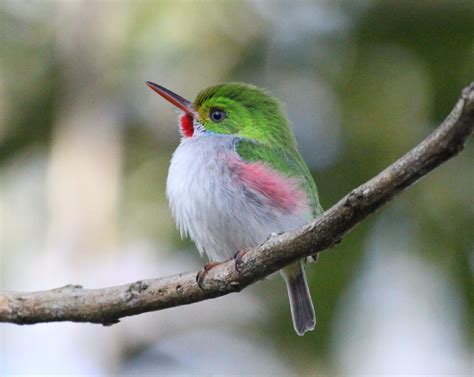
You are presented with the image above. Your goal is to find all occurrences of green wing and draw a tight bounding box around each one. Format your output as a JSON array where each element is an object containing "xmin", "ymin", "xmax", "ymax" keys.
[{"xmin": 235, "ymin": 139, "xmax": 323, "ymax": 217}]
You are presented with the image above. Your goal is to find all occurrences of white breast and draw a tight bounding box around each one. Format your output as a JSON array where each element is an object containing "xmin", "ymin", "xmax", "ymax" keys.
[{"xmin": 166, "ymin": 134, "xmax": 308, "ymax": 261}]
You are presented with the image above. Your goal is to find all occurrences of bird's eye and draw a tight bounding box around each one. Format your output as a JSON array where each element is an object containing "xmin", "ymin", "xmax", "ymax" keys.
[{"xmin": 209, "ymin": 109, "xmax": 226, "ymax": 122}]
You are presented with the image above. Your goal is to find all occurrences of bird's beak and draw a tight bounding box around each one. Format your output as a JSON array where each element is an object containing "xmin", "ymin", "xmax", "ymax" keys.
[{"xmin": 145, "ymin": 81, "xmax": 194, "ymax": 115}]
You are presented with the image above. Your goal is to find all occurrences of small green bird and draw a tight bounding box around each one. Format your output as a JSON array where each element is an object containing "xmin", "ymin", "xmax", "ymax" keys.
[{"xmin": 147, "ymin": 81, "xmax": 323, "ymax": 335}]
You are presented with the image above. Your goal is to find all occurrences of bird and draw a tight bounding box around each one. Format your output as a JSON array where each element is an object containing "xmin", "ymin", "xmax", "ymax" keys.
[{"xmin": 146, "ymin": 81, "xmax": 323, "ymax": 335}]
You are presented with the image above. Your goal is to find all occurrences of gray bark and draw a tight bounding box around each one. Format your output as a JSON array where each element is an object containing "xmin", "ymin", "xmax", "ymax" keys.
[{"xmin": 1, "ymin": 83, "xmax": 473, "ymax": 326}]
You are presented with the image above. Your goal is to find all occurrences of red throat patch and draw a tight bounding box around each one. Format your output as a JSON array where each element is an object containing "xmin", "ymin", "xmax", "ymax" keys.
[{"xmin": 180, "ymin": 113, "xmax": 194, "ymax": 137}]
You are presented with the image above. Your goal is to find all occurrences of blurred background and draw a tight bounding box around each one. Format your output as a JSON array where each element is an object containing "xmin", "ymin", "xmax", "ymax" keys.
[{"xmin": 1, "ymin": 0, "xmax": 473, "ymax": 375}]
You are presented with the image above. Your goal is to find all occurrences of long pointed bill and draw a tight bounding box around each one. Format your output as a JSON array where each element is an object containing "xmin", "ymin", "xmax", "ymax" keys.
[{"xmin": 146, "ymin": 81, "xmax": 193, "ymax": 114}]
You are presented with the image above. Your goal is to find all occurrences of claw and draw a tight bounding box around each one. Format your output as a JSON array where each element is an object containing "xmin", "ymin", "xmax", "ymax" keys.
[
  {"xmin": 233, "ymin": 249, "xmax": 249, "ymax": 273},
  {"xmin": 196, "ymin": 262, "xmax": 221, "ymax": 289}
]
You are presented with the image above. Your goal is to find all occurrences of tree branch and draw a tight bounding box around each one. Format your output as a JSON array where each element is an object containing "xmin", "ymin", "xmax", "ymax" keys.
[{"xmin": 1, "ymin": 83, "xmax": 473, "ymax": 326}]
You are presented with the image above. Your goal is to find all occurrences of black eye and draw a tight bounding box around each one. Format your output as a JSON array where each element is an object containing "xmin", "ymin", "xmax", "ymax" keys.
[{"xmin": 210, "ymin": 108, "xmax": 226, "ymax": 122}]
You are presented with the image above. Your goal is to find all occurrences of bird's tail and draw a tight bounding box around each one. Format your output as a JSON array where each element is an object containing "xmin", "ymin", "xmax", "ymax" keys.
[{"xmin": 282, "ymin": 262, "xmax": 315, "ymax": 336}]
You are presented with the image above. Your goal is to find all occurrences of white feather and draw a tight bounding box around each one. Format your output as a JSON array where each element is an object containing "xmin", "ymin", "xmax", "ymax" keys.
[{"xmin": 166, "ymin": 133, "xmax": 309, "ymax": 261}]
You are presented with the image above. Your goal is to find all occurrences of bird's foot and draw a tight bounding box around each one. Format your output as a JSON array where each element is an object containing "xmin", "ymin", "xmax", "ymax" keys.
[
  {"xmin": 196, "ymin": 262, "xmax": 221, "ymax": 289},
  {"xmin": 233, "ymin": 249, "xmax": 249, "ymax": 274}
]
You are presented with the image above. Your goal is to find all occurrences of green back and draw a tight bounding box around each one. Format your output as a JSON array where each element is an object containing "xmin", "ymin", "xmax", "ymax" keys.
[
  {"xmin": 194, "ymin": 82, "xmax": 323, "ymax": 217},
  {"xmin": 236, "ymin": 140, "xmax": 323, "ymax": 217}
]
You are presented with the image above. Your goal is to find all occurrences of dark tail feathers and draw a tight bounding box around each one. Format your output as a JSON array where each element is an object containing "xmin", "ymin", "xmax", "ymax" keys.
[{"xmin": 284, "ymin": 263, "xmax": 316, "ymax": 336}]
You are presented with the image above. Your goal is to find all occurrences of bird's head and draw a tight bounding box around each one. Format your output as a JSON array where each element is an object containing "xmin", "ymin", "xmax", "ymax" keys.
[{"xmin": 146, "ymin": 81, "xmax": 295, "ymax": 147}]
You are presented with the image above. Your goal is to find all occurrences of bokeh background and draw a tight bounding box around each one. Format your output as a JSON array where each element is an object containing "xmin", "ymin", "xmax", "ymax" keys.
[{"xmin": 1, "ymin": 0, "xmax": 473, "ymax": 375}]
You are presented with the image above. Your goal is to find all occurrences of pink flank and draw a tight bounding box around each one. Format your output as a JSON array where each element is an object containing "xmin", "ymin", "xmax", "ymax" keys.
[{"xmin": 231, "ymin": 157, "xmax": 308, "ymax": 213}]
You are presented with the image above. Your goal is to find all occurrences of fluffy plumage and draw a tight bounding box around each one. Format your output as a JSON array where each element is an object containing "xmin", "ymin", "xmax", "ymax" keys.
[
  {"xmin": 161, "ymin": 82, "xmax": 322, "ymax": 335},
  {"xmin": 167, "ymin": 134, "xmax": 310, "ymax": 260}
]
